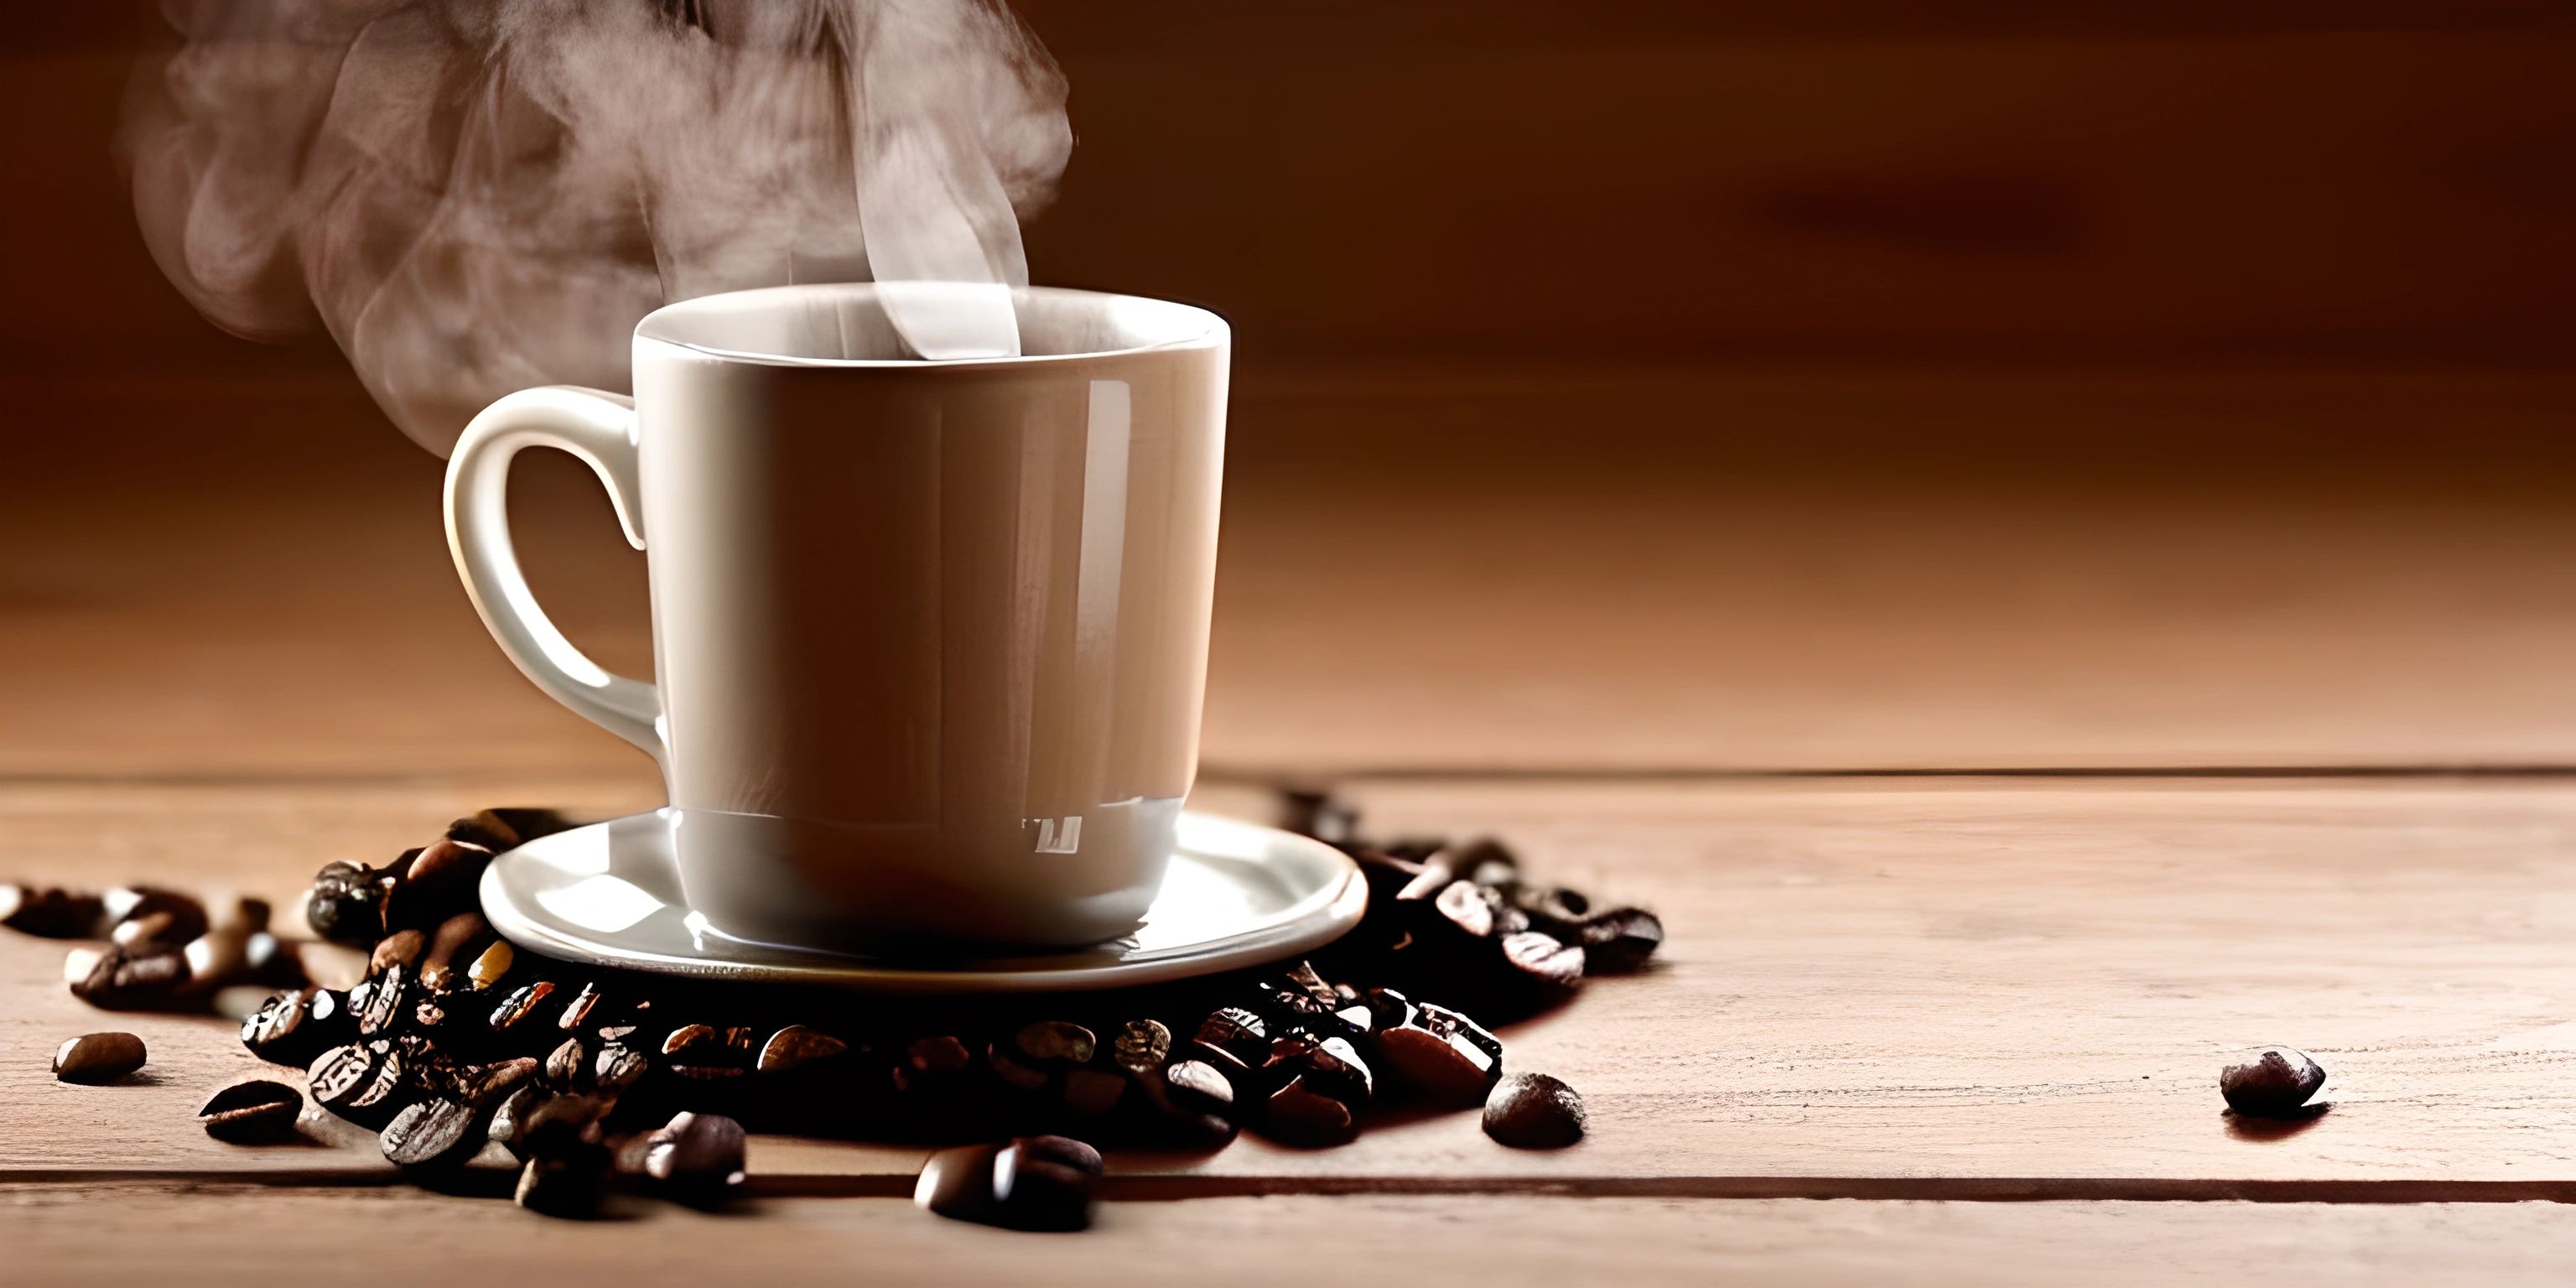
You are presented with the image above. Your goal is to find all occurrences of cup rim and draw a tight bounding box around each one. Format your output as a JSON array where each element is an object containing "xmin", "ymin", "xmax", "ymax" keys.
[{"xmin": 634, "ymin": 283, "xmax": 1228, "ymax": 370}]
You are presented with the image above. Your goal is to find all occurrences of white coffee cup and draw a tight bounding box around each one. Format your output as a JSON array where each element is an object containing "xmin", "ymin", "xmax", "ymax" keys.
[{"xmin": 444, "ymin": 284, "xmax": 1229, "ymax": 951}]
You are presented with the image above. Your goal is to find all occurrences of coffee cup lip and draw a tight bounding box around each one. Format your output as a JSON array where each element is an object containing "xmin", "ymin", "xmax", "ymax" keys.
[{"xmin": 634, "ymin": 282, "xmax": 1227, "ymax": 369}]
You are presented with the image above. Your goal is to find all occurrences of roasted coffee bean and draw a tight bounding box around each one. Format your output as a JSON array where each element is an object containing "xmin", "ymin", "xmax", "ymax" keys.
[
  {"xmin": 241, "ymin": 987, "xmax": 351, "ymax": 1068},
  {"xmin": 1349, "ymin": 848, "xmax": 1435, "ymax": 904},
  {"xmin": 305, "ymin": 856, "xmax": 409, "ymax": 945},
  {"xmin": 369, "ymin": 930, "xmax": 426, "ymax": 977},
  {"xmin": 1265, "ymin": 1034, "xmax": 1373, "ymax": 1104},
  {"xmin": 183, "ymin": 928, "xmax": 257, "ymax": 988},
  {"xmin": 309, "ymin": 1042, "xmax": 411, "ymax": 1129},
  {"xmin": 53, "ymin": 1031, "xmax": 146, "ymax": 1083},
  {"xmin": 457, "ymin": 1057, "xmax": 540, "ymax": 1108},
  {"xmin": 418, "ymin": 912, "xmax": 491, "ymax": 991},
  {"xmin": 199, "ymin": 1079, "xmax": 304, "ymax": 1143},
  {"xmin": 1378, "ymin": 1007, "xmax": 1504, "ymax": 1104},
  {"xmin": 518, "ymin": 1093, "xmax": 615, "ymax": 1159},
  {"xmin": 351, "ymin": 962, "xmax": 410, "ymax": 1036},
  {"xmin": 1192, "ymin": 1007, "xmax": 1269, "ymax": 1065},
  {"xmin": 1394, "ymin": 855, "xmax": 1459, "ymax": 904},
  {"xmin": 488, "ymin": 1083, "xmax": 550, "ymax": 1158},
  {"xmin": 489, "ymin": 979, "xmax": 556, "ymax": 1036},
  {"xmin": 917, "ymin": 1136, "xmax": 1101, "ymax": 1232},
  {"xmin": 446, "ymin": 811, "xmax": 522, "ymax": 853},
  {"xmin": 1499, "ymin": 931, "xmax": 1586, "ymax": 991},
  {"xmin": 544, "ymin": 1036, "xmax": 592, "ymax": 1090},
  {"xmin": 1259, "ymin": 1076, "xmax": 1358, "ymax": 1148},
  {"xmin": 1162, "ymin": 1060, "xmax": 1235, "ymax": 1116},
  {"xmin": 243, "ymin": 932, "xmax": 304, "ymax": 989},
  {"xmin": 1575, "ymin": 907, "xmax": 1663, "ymax": 973},
  {"xmin": 382, "ymin": 1096, "xmax": 488, "ymax": 1169},
  {"xmin": 2220, "ymin": 1046, "xmax": 2329, "ymax": 1118},
  {"xmin": 1432, "ymin": 880, "xmax": 1502, "ymax": 939},
  {"xmin": 756, "ymin": 1024, "xmax": 849, "ymax": 1074},
  {"xmin": 1110, "ymin": 1020, "xmax": 1172, "ymax": 1075},
  {"xmin": 1508, "ymin": 884, "xmax": 1589, "ymax": 932},
  {"xmin": 991, "ymin": 1021, "xmax": 1095, "ymax": 1092},
  {"xmin": 70, "ymin": 945, "xmax": 192, "ymax": 1010},
  {"xmin": 593, "ymin": 1044, "xmax": 649, "ymax": 1093},
  {"xmin": 1265, "ymin": 961, "xmax": 1343, "ymax": 1019},
  {"xmin": 516, "ymin": 1153, "xmax": 607, "ymax": 1218},
  {"xmin": 102, "ymin": 887, "xmax": 207, "ymax": 947},
  {"xmin": 555, "ymin": 981, "xmax": 602, "ymax": 1031},
  {"xmin": 385, "ymin": 839, "xmax": 492, "ymax": 934},
  {"xmin": 639, "ymin": 1111, "xmax": 747, "ymax": 1202},
  {"xmin": 1482, "ymin": 1072, "xmax": 1587, "ymax": 1149},
  {"xmin": 893, "ymin": 1034, "xmax": 973, "ymax": 1093},
  {"xmin": 0, "ymin": 885, "xmax": 106, "ymax": 937},
  {"xmin": 1362, "ymin": 987, "xmax": 1418, "ymax": 1033}
]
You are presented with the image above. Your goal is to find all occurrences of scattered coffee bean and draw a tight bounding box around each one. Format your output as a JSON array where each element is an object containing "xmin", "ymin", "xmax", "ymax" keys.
[
  {"xmin": 917, "ymin": 1135, "xmax": 1101, "ymax": 1232},
  {"xmin": 1265, "ymin": 1033, "xmax": 1373, "ymax": 1105},
  {"xmin": 1482, "ymin": 1072, "xmax": 1586, "ymax": 1149},
  {"xmin": 2220, "ymin": 1046, "xmax": 2329, "ymax": 1119},
  {"xmin": 1192, "ymin": 1007, "xmax": 1269, "ymax": 1066},
  {"xmin": 489, "ymin": 979, "xmax": 557, "ymax": 1040},
  {"xmin": 305, "ymin": 859, "xmax": 402, "ymax": 945},
  {"xmin": 1498, "ymin": 931, "xmax": 1585, "ymax": 991},
  {"xmin": 418, "ymin": 912, "xmax": 491, "ymax": 992},
  {"xmin": 70, "ymin": 945, "xmax": 192, "ymax": 1010},
  {"xmin": 555, "ymin": 981, "xmax": 602, "ymax": 1031},
  {"xmin": 52, "ymin": 1031, "xmax": 147, "ymax": 1083},
  {"xmin": 1378, "ymin": 1004, "xmax": 1504, "ymax": 1104},
  {"xmin": 0, "ymin": 884, "xmax": 106, "ymax": 937},
  {"xmin": 370, "ymin": 930, "xmax": 426, "ymax": 977},
  {"xmin": 756, "ymin": 1024, "xmax": 849, "ymax": 1074},
  {"xmin": 351, "ymin": 962, "xmax": 411, "ymax": 1036},
  {"xmin": 1110, "ymin": 1019, "xmax": 1172, "ymax": 1075},
  {"xmin": 465, "ymin": 939, "xmax": 515, "ymax": 991},
  {"xmin": 382, "ymin": 1096, "xmax": 488, "ymax": 1169},
  {"xmin": 1575, "ymin": 907, "xmax": 1663, "ymax": 973},
  {"xmin": 640, "ymin": 1111, "xmax": 746, "ymax": 1202},
  {"xmin": 102, "ymin": 887, "xmax": 207, "ymax": 947},
  {"xmin": 241, "ymin": 986, "xmax": 351, "ymax": 1068},
  {"xmin": 1433, "ymin": 880, "xmax": 1501, "ymax": 939},
  {"xmin": 544, "ymin": 1037, "xmax": 592, "ymax": 1090},
  {"xmin": 1451, "ymin": 838, "xmax": 1520, "ymax": 890},
  {"xmin": 992, "ymin": 1021, "xmax": 1095, "ymax": 1092},
  {"xmin": 199, "ymin": 1079, "xmax": 304, "ymax": 1143},
  {"xmin": 387, "ymin": 839, "xmax": 492, "ymax": 933},
  {"xmin": 593, "ymin": 1044, "xmax": 649, "ymax": 1093},
  {"xmin": 446, "ymin": 811, "xmax": 522, "ymax": 853},
  {"xmin": 1260, "ymin": 1076, "xmax": 1358, "ymax": 1148}
]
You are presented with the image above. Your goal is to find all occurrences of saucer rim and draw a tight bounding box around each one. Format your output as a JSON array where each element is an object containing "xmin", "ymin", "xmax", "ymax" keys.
[{"xmin": 478, "ymin": 809, "xmax": 1368, "ymax": 994}]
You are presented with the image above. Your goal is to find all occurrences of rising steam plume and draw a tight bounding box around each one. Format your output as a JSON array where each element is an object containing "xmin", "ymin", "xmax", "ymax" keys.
[{"xmin": 122, "ymin": 0, "xmax": 1072, "ymax": 454}]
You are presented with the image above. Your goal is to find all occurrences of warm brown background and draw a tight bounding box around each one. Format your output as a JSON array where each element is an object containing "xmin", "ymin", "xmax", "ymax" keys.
[{"xmin": 7, "ymin": 3, "xmax": 2576, "ymax": 782}]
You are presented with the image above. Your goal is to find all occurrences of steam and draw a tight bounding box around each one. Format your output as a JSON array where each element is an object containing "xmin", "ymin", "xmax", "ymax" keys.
[{"xmin": 122, "ymin": 0, "xmax": 1072, "ymax": 454}]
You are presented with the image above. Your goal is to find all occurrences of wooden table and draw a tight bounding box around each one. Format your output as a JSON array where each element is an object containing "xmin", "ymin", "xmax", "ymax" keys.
[{"xmin": 10, "ymin": 370, "xmax": 2576, "ymax": 1283}]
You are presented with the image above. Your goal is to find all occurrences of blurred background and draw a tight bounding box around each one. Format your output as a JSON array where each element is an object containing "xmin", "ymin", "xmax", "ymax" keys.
[{"xmin": 5, "ymin": 2, "xmax": 2575, "ymax": 786}]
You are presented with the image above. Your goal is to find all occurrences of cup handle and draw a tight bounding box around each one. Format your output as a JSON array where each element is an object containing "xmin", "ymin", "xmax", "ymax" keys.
[{"xmin": 443, "ymin": 386, "xmax": 664, "ymax": 761}]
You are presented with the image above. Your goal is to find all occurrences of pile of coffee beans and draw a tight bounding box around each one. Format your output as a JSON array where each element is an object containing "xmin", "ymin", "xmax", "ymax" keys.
[{"xmin": 14, "ymin": 795, "xmax": 1662, "ymax": 1226}]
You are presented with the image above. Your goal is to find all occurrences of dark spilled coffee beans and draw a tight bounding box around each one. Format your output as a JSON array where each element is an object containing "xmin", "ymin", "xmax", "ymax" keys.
[
  {"xmin": 382, "ymin": 1097, "xmax": 488, "ymax": 1169},
  {"xmin": 52, "ymin": 1031, "xmax": 147, "ymax": 1084},
  {"xmin": 639, "ymin": 1111, "xmax": 747, "ymax": 1202},
  {"xmin": 917, "ymin": 1135, "xmax": 1102, "ymax": 1232},
  {"xmin": 1482, "ymin": 1072, "xmax": 1586, "ymax": 1149},
  {"xmin": 2220, "ymin": 1046, "xmax": 2329, "ymax": 1118},
  {"xmin": 199, "ymin": 1079, "xmax": 304, "ymax": 1143},
  {"xmin": 2, "ymin": 885, "xmax": 106, "ymax": 938}
]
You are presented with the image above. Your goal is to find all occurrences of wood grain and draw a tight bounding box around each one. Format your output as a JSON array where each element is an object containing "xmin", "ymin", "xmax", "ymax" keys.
[
  {"xmin": 9, "ymin": 1186, "xmax": 2576, "ymax": 1287},
  {"xmin": 11, "ymin": 778, "xmax": 2576, "ymax": 1195}
]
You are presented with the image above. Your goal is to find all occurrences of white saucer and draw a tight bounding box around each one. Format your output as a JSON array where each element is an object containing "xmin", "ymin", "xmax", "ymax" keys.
[{"xmin": 478, "ymin": 810, "xmax": 1366, "ymax": 994}]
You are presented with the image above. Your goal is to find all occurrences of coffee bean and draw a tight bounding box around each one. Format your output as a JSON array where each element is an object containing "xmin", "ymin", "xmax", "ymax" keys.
[
  {"xmin": 1192, "ymin": 1007, "xmax": 1269, "ymax": 1065},
  {"xmin": 446, "ymin": 811, "xmax": 522, "ymax": 852},
  {"xmin": 241, "ymin": 987, "xmax": 351, "ymax": 1068},
  {"xmin": 593, "ymin": 1044, "xmax": 649, "ymax": 1093},
  {"xmin": 1260, "ymin": 1076, "xmax": 1357, "ymax": 1148},
  {"xmin": 489, "ymin": 979, "xmax": 556, "ymax": 1040},
  {"xmin": 382, "ymin": 1096, "xmax": 488, "ymax": 1169},
  {"xmin": 1110, "ymin": 1019, "xmax": 1172, "ymax": 1076},
  {"xmin": 756, "ymin": 1024, "xmax": 849, "ymax": 1075},
  {"xmin": 1349, "ymin": 848, "xmax": 1435, "ymax": 905},
  {"xmin": 488, "ymin": 1083, "xmax": 550, "ymax": 1158},
  {"xmin": 515, "ymin": 1153, "xmax": 607, "ymax": 1218},
  {"xmin": 1575, "ymin": 907, "xmax": 1663, "ymax": 973},
  {"xmin": 306, "ymin": 857, "xmax": 407, "ymax": 945},
  {"xmin": 52, "ymin": 1031, "xmax": 146, "ymax": 1083},
  {"xmin": 640, "ymin": 1111, "xmax": 747, "ymax": 1202},
  {"xmin": 500, "ymin": 1090, "xmax": 615, "ymax": 1163},
  {"xmin": 457, "ymin": 1056, "xmax": 541, "ymax": 1108},
  {"xmin": 465, "ymin": 940, "xmax": 515, "ymax": 991},
  {"xmin": 309, "ymin": 1041, "xmax": 410, "ymax": 1128},
  {"xmin": 1162, "ymin": 1060, "xmax": 1234, "ymax": 1116},
  {"xmin": 1393, "ymin": 855, "xmax": 1459, "ymax": 904},
  {"xmin": 0, "ymin": 885, "xmax": 105, "ymax": 938},
  {"xmin": 893, "ymin": 1034, "xmax": 973, "ymax": 1093},
  {"xmin": 102, "ymin": 887, "xmax": 207, "ymax": 947},
  {"xmin": 1378, "ymin": 1009, "xmax": 1504, "ymax": 1104},
  {"xmin": 556, "ymin": 981, "xmax": 602, "ymax": 1031},
  {"xmin": 1432, "ymin": 880, "xmax": 1501, "ymax": 939},
  {"xmin": 1265, "ymin": 1033, "xmax": 1373, "ymax": 1104},
  {"xmin": 199, "ymin": 1079, "xmax": 304, "ymax": 1143},
  {"xmin": 182, "ymin": 928, "xmax": 257, "ymax": 988},
  {"xmin": 387, "ymin": 839, "xmax": 492, "ymax": 934},
  {"xmin": 1481, "ymin": 1072, "xmax": 1587, "ymax": 1148},
  {"xmin": 544, "ymin": 1037, "xmax": 592, "ymax": 1090},
  {"xmin": 370, "ymin": 930, "xmax": 426, "ymax": 977},
  {"xmin": 1507, "ymin": 884, "xmax": 1589, "ymax": 933},
  {"xmin": 351, "ymin": 962, "xmax": 410, "ymax": 1036},
  {"xmin": 2220, "ymin": 1046, "xmax": 2329, "ymax": 1119},
  {"xmin": 1362, "ymin": 987, "xmax": 1418, "ymax": 1033},
  {"xmin": 1498, "ymin": 931, "xmax": 1585, "ymax": 991},
  {"xmin": 418, "ymin": 912, "xmax": 491, "ymax": 992},
  {"xmin": 1450, "ymin": 838, "xmax": 1521, "ymax": 890},
  {"xmin": 69, "ymin": 945, "xmax": 192, "ymax": 1010},
  {"xmin": 991, "ymin": 1021, "xmax": 1094, "ymax": 1092},
  {"xmin": 1268, "ymin": 961, "xmax": 1344, "ymax": 1019},
  {"xmin": 917, "ymin": 1136, "xmax": 1100, "ymax": 1232}
]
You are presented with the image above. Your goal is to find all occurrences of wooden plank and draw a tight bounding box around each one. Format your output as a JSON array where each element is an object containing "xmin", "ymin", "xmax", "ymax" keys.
[
  {"xmin": 13, "ymin": 370, "xmax": 2576, "ymax": 780},
  {"xmin": 8, "ymin": 1186, "xmax": 2576, "ymax": 1287},
  {"xmin": 9, "ymin": 778, "xmax": 2576, "ymax": 1192}
]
